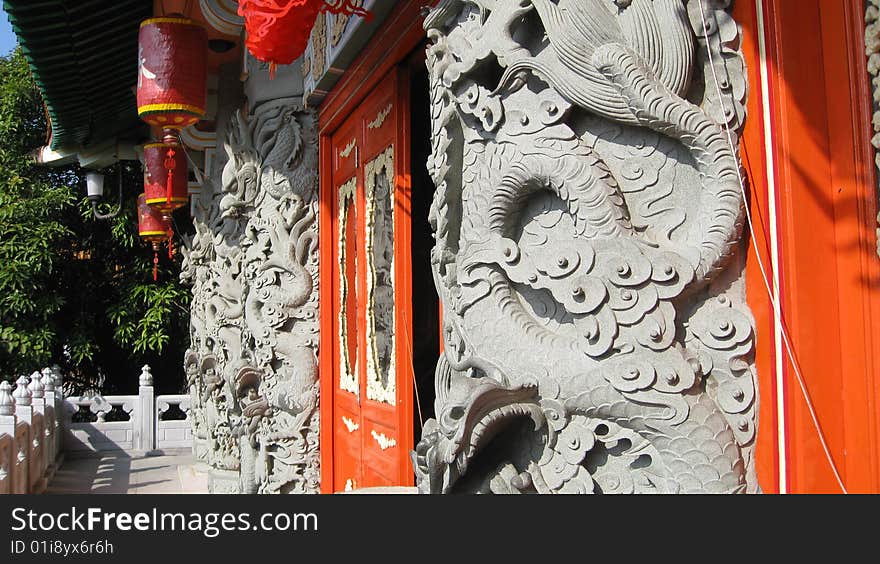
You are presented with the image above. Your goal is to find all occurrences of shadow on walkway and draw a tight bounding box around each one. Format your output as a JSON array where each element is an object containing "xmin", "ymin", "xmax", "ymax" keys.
[{"xmin": 46, "ymin": 450, "xmax": 209, "ymax": 494}]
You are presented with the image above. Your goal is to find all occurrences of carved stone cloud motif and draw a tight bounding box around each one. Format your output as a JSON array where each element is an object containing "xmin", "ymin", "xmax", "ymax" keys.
[
  {"xmin": 414, "ymin": 0, "xmax": 759, "ymax": 494},
  {"xmin": 182, "ymin": 99, "xmax": 320, "ymax": 494}
]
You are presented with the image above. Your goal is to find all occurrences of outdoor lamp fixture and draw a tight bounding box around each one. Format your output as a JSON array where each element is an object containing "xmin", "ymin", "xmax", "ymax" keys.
[
  {"xmin": 86, "ymin": 171, "xmax": 104, "ymax": 200},
  {"xmin": 86, "ymin": 168, "xmax": 123, "ymax": 220}
]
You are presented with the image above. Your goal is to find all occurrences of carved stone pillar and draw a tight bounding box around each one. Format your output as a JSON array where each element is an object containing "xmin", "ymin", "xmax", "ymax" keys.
[
  {"xmin": 228, "ymin": 100, "xmax": 321, "ymax": 494},
  {"xmin": 181, "ymin": 62, "xmax": 248, "ymax": 493},
  {"xmin": 414, "ymin": 0, "xmax": 759, "ymax": 494},
  {"xmin": 181, "ymin": 61, "xmax": 320, "ymax": 493}
]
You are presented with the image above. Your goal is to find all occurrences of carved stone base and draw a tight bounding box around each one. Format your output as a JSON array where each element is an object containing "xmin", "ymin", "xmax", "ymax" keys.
[
  {"xmin": 193, "ymin": 437, "xmax": 210, "ymax": 465},
  {"xmin": 339, "ymin": 487, "xmax": 418, "ymax": 495},
  {"xmin": 208, "ymin": 468, "xmax": 241, "ymax": 494}
]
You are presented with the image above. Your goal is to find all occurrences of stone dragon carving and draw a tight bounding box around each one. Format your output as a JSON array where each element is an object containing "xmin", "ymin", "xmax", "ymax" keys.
[
  {"xmin": 865, "ymin": 0, "xmax": 880, "ymax": 256},
  {"xmin": 414, "ymin": 0, "xmax": 759, "ymax": 494},
  {"xmin": 181, "ymin": 180, "xmax": 245, "ymax": 482},
  {"xmin": 182, "ymin": 99, "xmax": 320, "ymax": 494}
]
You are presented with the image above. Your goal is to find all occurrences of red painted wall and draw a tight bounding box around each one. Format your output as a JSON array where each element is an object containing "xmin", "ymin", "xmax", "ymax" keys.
[{"xmin": 738, "ymin": 0, "xmax": 880, "ymax": 493}]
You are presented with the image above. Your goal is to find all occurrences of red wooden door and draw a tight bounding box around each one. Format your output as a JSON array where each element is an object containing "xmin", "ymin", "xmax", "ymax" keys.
[{"xmin": 324, "ymin": 67, "xmax": 415, "ymax": 492}]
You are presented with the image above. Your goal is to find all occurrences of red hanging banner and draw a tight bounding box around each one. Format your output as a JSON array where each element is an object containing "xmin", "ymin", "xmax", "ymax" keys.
[{"xmin": 238, "ymin": 0, "xmax": 371, "ymax": 69}]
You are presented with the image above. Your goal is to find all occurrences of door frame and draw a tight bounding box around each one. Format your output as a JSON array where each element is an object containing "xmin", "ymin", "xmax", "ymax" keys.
[
  {"xmin": 757, "ymin": 0, "xmax": 880, "ymax": 493},
  {"xmin": 318, "ymin": 0, "xmax": 429, "ymax": 492},
  {"xmin": 736, "ymin": 0, "xmax": 880, "ymax": 493}
]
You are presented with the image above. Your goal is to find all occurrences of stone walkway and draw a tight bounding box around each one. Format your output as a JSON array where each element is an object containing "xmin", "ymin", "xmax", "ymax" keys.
[{"xmin": 46, "ymin": 450, "xmax": 209, "ymax": 494}]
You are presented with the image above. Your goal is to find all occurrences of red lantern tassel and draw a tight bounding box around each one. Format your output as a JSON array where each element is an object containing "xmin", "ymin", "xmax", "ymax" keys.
[
  {"xmin": 153, "ymin": 251, "xmax": 159, "ymax": 282},
  {"xmin": 164, "ymin": 146, "xmax": 177, "ymax": 207},
  {"xmin": 167, "ymin": 227, "xmax": 175, "ymax": 260}
]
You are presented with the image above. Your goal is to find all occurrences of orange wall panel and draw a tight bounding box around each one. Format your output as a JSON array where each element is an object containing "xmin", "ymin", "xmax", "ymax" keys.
[
  {"xmin": 735, "ymin": 0, "xmax": 781, "ymax": 494},
  {"xmin": 756, "ymin": 0, "xmax": 880, "ymax": 493}
]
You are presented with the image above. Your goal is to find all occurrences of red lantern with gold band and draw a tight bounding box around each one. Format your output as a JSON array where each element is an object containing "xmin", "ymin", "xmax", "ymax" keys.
[
  {"xmin": 238, "ymin": 0, "xmax": 371, "ymax": 72},
  {"xmin": 143, "ymin": 142, "xmax": 189, "ymax": 215},
  {"xmin": 137, "ymin": 16, "xmax": 207, "ymax": 135},
  {"xmin": 138, "ymin": 194, "xmax": 172, "ymax": 281}
]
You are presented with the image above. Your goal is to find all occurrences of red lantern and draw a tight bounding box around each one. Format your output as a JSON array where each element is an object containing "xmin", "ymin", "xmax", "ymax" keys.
[
  {"xmin": 138, "ymin": 194, "xmax": 172, "ymax": 281},
  {"xmin": 138, "ymin": 16, "xmax": 207, "ymax": 137},
  {"xmin": 238, "ymin": 0, "xmax": 371, "ymax": 72},
  {"xmin": 143, "ymin": 142, "xmax": 189, "ymax": 216}
]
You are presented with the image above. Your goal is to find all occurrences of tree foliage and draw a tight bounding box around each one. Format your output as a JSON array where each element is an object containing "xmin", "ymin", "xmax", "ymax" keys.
[{"xmin": 0, "ymin": 49, "xmax": 190, "ymax": 394}]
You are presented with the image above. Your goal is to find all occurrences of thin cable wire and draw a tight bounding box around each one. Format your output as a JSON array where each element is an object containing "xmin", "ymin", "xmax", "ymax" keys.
[
  {"xmin": 401, "ymin": 309, "xmax": 425, "ymax": 428},
  {"xmin": 171, "ymin": 213, "xmax": 187, "ymax": 250},
  {"xmin": 697, "ymin": 0, "xmax": 848, "ymax": 493},
  {"xmin": 171, "ymin": 143, "xmax": 212, "ymax": 255},
  {"xmin": 180, "ymin": 143, "xmax": 209, "ymax": 189}
]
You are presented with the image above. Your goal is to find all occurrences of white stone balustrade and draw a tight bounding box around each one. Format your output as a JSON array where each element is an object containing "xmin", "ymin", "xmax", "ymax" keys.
[
  {"xmin": 0, "ymin": 381, "xmax": 16, "ymax": 494},
  {"xmin": 0, "ymin": 364, "xmax": 193, "ymax": 494},
  {"xmin": 156, "ymin": 395, "xmax": 192, "ymax": 450}
]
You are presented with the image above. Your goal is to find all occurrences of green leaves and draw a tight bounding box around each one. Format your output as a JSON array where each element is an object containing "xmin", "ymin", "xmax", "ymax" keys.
[
  {"xmin": 0, "ymin": 51, "xmax": 74, "ymax": 376},
  {"xmin": 109, "ymin": 278, "xmax": 190, "ymax": 354},
  {"xmin": 0, "ymin": 49, "xmax": 191, "ymax": 390}
]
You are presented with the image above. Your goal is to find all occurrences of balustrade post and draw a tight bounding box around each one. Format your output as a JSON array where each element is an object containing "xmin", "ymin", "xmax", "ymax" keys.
[
  {"xmin": 137, "ymin": 365, "xmax": 156, "ymax": 454},
  {"xmin": 40, "ymin": 369, "xmax": 57, "ymax": 478},
  {"xmin": 13, "ymin": 376, "xmax": 32, "ymax": 493},
  {"xmin": 13, "ymin": 376, "xmax": 32, "ymax": 428},
  {"xmin": 28, "ymin": 373, "xmax": 47, "ymax": 493},
  {"xmin": 50, "ymin": 367, "xmax": 64, "ymax": 460},
  {"xmin": 0, "ymin": 381, "xmax": 15, "ymax": 494},
  {"xmin": 0, "ymin": 381, "xmax": 15, "ymax": 434}
]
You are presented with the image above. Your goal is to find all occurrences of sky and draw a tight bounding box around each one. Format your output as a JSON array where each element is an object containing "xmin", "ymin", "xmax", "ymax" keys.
[{"xmin": 1, "ymin": 7, "xmax": 17, "ymax": 56}]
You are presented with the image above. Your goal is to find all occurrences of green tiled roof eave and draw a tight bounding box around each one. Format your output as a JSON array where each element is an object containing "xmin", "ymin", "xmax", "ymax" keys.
[{"xmin": 3, "ymin": 0, "xmax": 152, "ymax": 150}]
